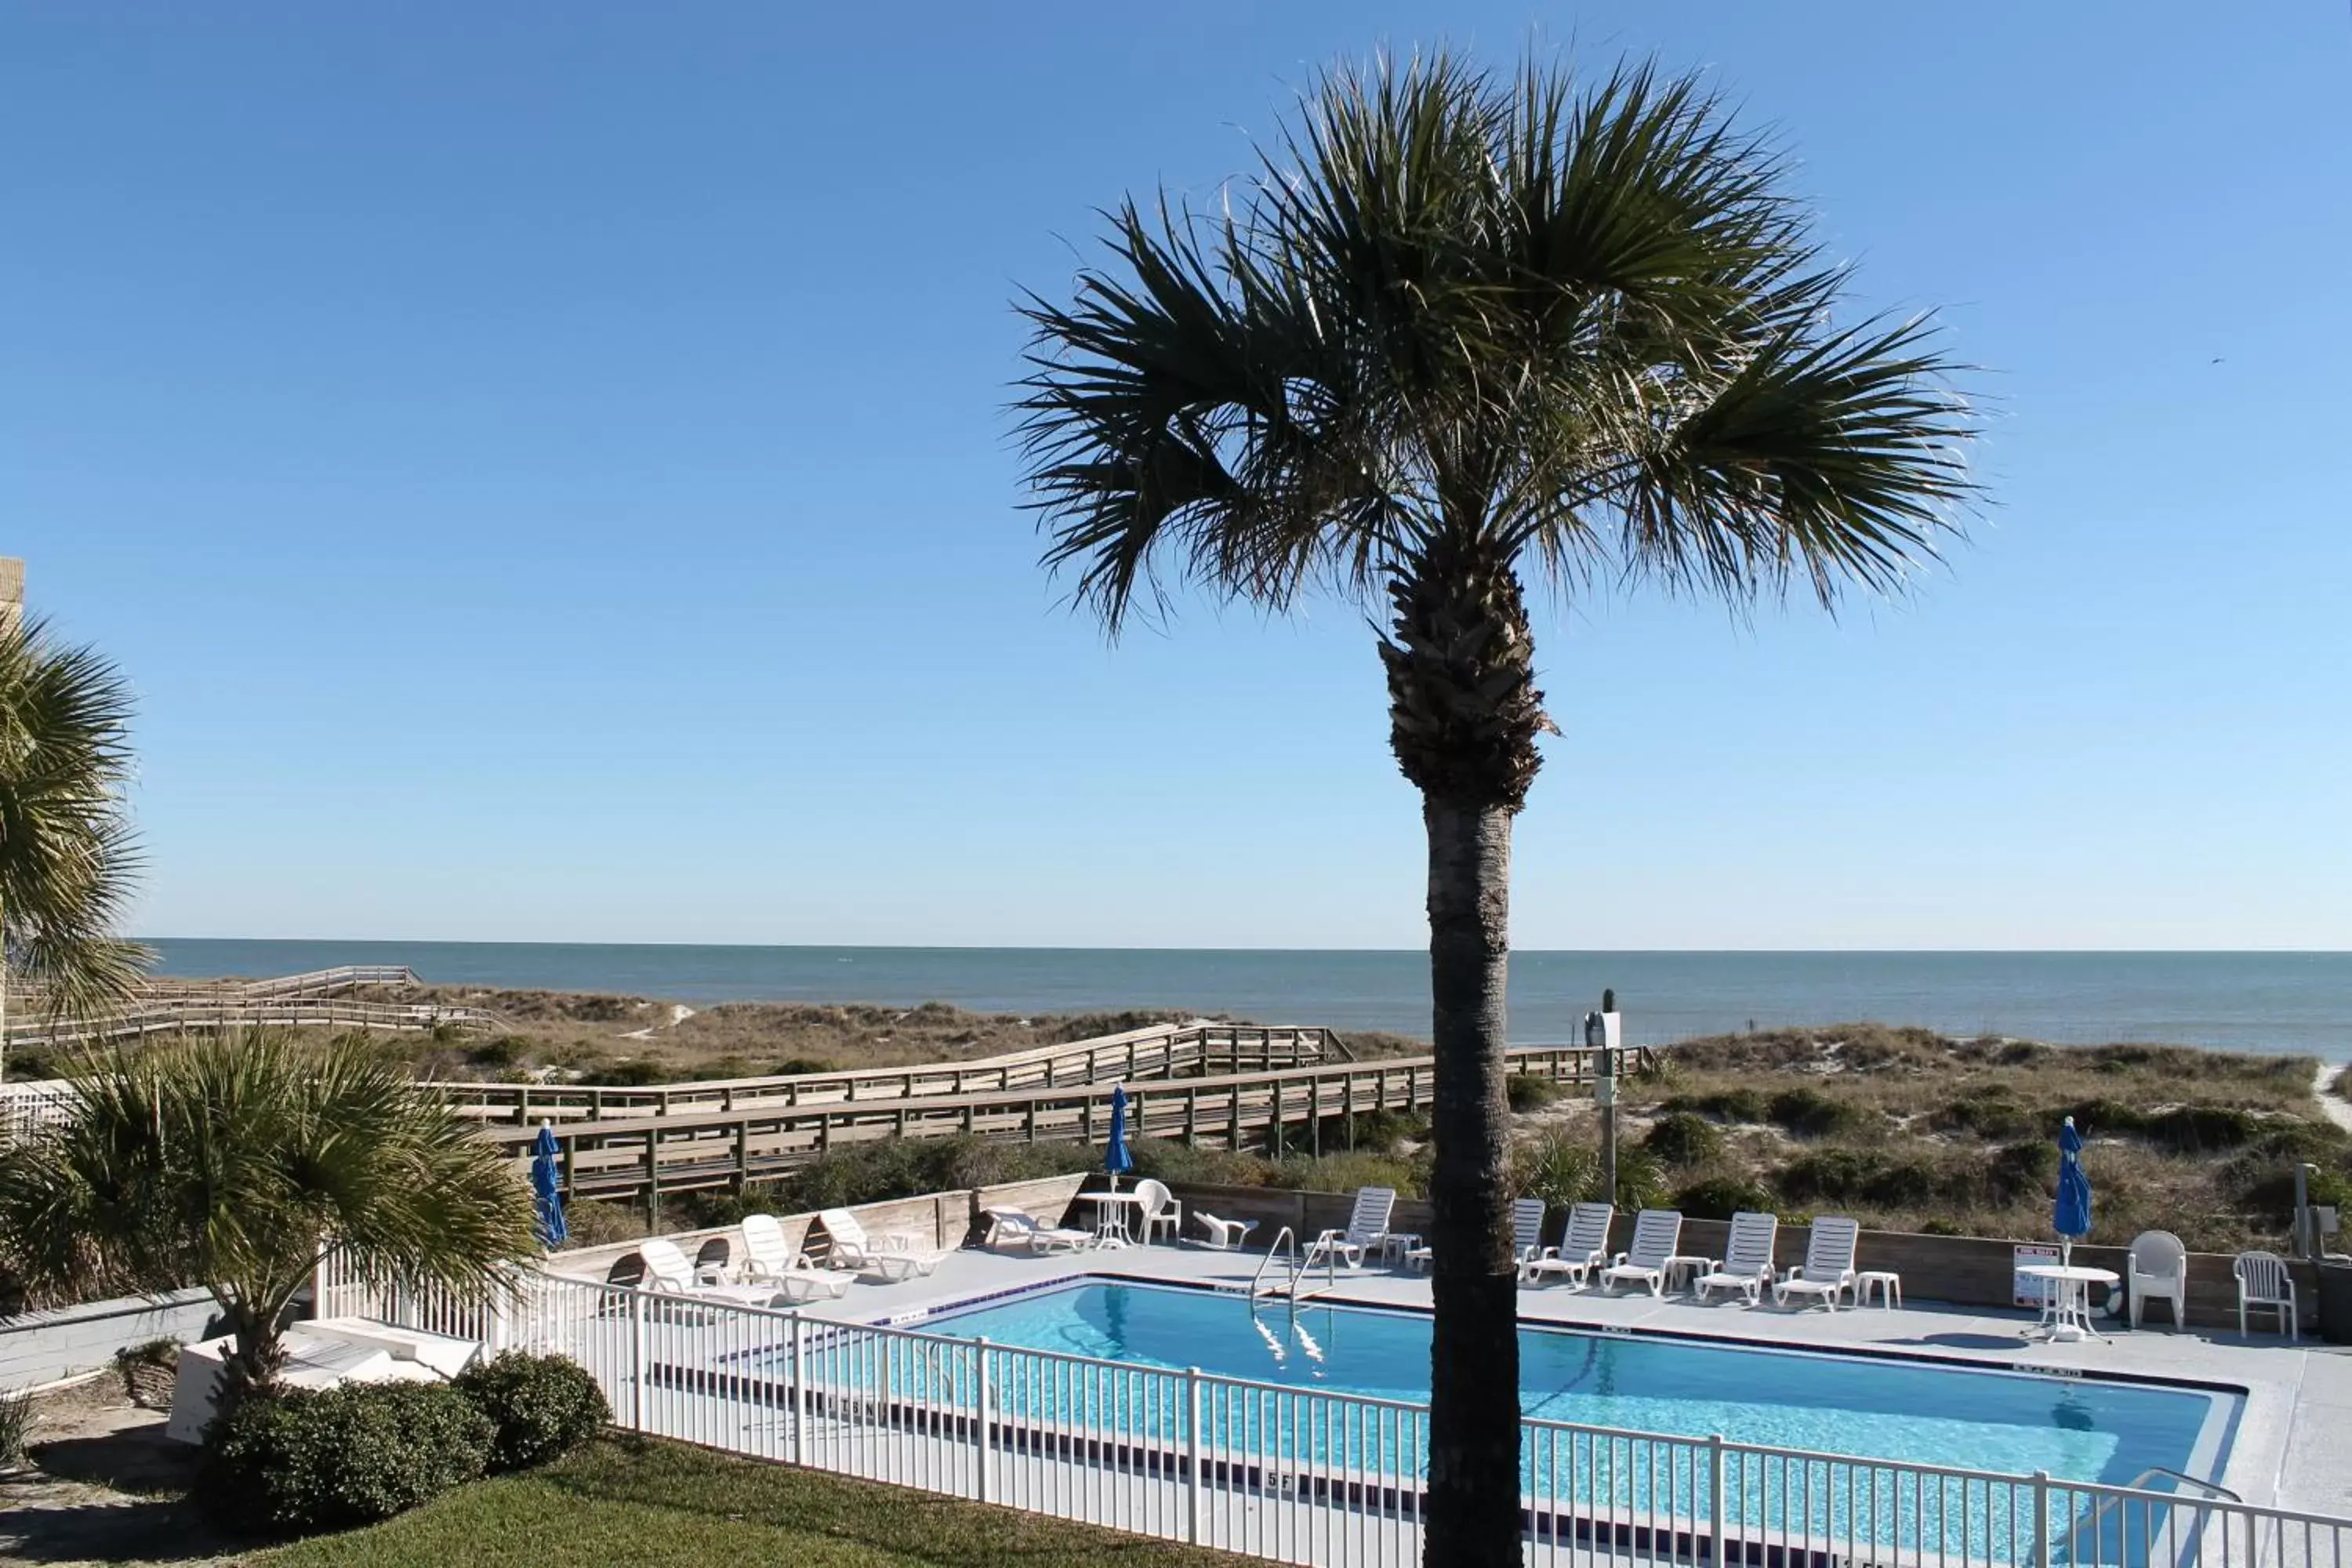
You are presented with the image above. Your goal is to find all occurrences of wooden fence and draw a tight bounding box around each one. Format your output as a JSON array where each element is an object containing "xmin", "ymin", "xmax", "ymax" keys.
[
  {"xmin": 434, "ymin": 1020, "xmax": 1343, "ymax": 1126},
  {"xmin": 492, "ymin": 1043, "xmax": 1623, "ymax": 1212},
  {"xmin": 4, "ymin": 996, "xmax": 508, "ymax": 1049}
]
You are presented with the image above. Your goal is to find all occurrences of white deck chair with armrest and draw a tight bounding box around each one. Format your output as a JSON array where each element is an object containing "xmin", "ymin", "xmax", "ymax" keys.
[
  {"xmin": 1135, "ymin": 1178, "xmax": 1184, "ymax": 1243},
  {"xmin": 1772, "ymin": 1216, "xmax": 1860, "ymax": 1311},
  {"xmin": 982, "ymin": 1207, "xmax": 1096, "ymax": 1254},
  {"xmin": 739, "ymin": 1213, "xmax": 858, "ymax": 1301},
  {"xmin": 1194, "ymin": 1211, "xmax": 1258, "ymax": 1250},
  {"xmin": 1512, "ymin": 1197, "xmax": 1555, "ymax": 1276},
  {"xmin": 2234, "ymin": 1250, "xmax": 2297, "ymax": 1340},
  {"xmin": 636, "ymin": 1238, "xmax": 780, "ymax": 1307},
  {"xmin": 1599, "ymin": 1210, "xmax": 1684, "ymax": 1297},
  {"xmin": 818, "ymin": 1208, "xmax": 942, "ymax": 1279},
  {"xmin": 2127, "ymin": 1229, "xmax": 2188, "ymax": 1330},
  {"xmin": 1524, "ymin": 1203, "xmax": 1614, "ymax": 1288},
  {"xmin": 1695, "ymin": 1211, "xmax": 1779, "ymax": 1305},
  {"xmin": 1305, "ymin": 1186, "xmax": 1398, "ymax": 1270}
]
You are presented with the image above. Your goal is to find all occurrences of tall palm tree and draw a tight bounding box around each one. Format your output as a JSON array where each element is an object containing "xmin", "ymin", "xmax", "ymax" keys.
[
  {"xmin": 0, "ymin": 1033, "xmax": 541, "ymax": 1401},
  {"xmin": 1015, "ymin": 53, "xmax": 1974, "ymax": 1566},
  {"xmin": 0, "ymin": 614, "xmax": 147, "ymax": 1075}
]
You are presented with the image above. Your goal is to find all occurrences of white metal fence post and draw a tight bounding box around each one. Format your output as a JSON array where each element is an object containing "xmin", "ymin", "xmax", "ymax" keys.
[
  {"xmin": 2033, "ymin": 1470, "xmax": 2052, "ymax": 1568},
  {"xmin": 1709, "ymin": 1433, "xmax": 1726, "ymax": 1567},
  {"xmin": 790, "ymin": 1311, "xmax": 807, "ymax": 1466},
  {"xmin": 975, "ymin": 1338, "xmax": 993, "ymax": 1504},
  {"xmin": 629, "ymin": 1290, "xmax": 648, "ymax": 1432},
  {"xmin": 1186, "ymin": 1365, "xmax": 1203, "ymax": 1545}
]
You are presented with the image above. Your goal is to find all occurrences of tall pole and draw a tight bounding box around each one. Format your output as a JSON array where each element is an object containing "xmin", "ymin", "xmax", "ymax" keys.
[
  {"xmin": 1590, "ymin": 1004, "xmax": 1614, "ymax": 1205},
  {"xmin": 0, "ymin": 558, "xmax": 22, "ymax": 1086}
]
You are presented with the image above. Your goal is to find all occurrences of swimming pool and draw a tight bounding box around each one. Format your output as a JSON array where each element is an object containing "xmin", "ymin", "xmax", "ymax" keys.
[{"xmin": 915, "ymin": 1280, "xmax": 2237, "ymax": 1490}]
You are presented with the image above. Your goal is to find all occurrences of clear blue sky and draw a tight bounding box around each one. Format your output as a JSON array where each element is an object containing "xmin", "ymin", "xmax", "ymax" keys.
[{"xmin": 5, "ymin": 4, "xmax": 2348, "ymax": 950}]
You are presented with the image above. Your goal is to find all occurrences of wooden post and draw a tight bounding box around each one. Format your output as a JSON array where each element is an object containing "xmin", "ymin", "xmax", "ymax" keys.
[
  {"xmin": 643, "ymin": 1134, "xmax": 661, "ymax": 1227},
  {"xmin": 1308, "ymin": 1076, "xmax": 1321, "ymax": 1158},
  {"xmin": 733, "ymin": 1123, "xmax": 750, "ymax": 1192},
  {"xmin": 1025, "ymin": 1100, "xmax": 1037, "ymax": 1142},
  {"xmin": 1185, "ymin": 1087, "xmax": 1198, "ymax": 1149},
  {"xmin": 1229, "ymin": 1088, "xmax": 1242, "ymax": 1151}
]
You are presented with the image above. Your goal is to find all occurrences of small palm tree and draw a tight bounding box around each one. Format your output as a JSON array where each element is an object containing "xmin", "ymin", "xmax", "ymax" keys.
[
  {"xmin": 0, "ymin": 614, "xmax": 147, "ymax": 1073},
  {"xmin": 0, "ymin": 1033, "xmax": 540, "ymax": 1400},
  {"xmin": 1015, "ymin": 53, "xmax": 1974, "ymax": 1566}
]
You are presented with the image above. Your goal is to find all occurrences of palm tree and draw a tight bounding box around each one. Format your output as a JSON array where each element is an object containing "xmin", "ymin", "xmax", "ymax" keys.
[
  {"xmin": 1015, "ymin": 53, "xmax": 1974, "ymax": 1566},
  {"xmin": 0, "ymin": 1032, "xmax": 541, "ymax": 1401},
  {"xmin": 0, "ymin": 614, "xmax": 147, "ymax": 1076}
]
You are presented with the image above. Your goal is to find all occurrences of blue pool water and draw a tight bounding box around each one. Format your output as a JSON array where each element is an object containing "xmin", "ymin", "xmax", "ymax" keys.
[{"xmin": 920, "ymin": 1282, "xmax": 2230, "ymax": 1490}]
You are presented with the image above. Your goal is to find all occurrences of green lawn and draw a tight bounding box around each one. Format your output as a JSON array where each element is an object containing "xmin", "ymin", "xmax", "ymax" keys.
[{"xmin": 256, "ymin": 1434, "xmax": 1247, "ymax": 1567}]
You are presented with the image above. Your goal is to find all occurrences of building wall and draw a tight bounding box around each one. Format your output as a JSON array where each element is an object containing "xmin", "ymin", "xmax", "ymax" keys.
[{"xmin": 0, "ymin": 1288, "xmax": 218, "ymax": 1391}]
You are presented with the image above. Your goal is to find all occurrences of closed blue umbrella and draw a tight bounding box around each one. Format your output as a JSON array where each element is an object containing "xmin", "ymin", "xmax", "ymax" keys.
[
  {"xmin": 531, "ymin": 1123, "xmax": 568, "ymax": 1250},
  {"xmin": 2054, "ymin": 1116, "xmax": 2092, "ymax": 1265},
  {"xmin": 1104, "ymin": 1084, "xmax": 1134, "ymax": 1192}
]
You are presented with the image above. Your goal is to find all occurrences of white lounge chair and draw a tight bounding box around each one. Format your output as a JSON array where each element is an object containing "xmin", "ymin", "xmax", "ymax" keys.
[
  {"xmin": 1695, "ymin": 1211, "xmax": 1778, "ymax": 1305},
  {"xmin": 818, "ymin": 1208, "xmax": 942, "ymax": 1281},
  {"xmin": 1512, "ymin": 1197, "xmax": 1555, "ymax": 1276},
  {"xmin": 982, "ymin": 1207, "xmax": 1096, "ymax": 1254},
  {"xmin": 2234, "ymin": 1250, "xmax": 2297, "ymax": 1339},
  {"xmin": 2127, "ymin": 1229, "xmax": 2188, "ymax": 1330},
  {"xmin": 1773, "ymin": 1216, "xmax": 1860, "ymax": 1311},
  {"xmin": 738, "ymin": 1213, "xmax": 859, "ymax": 1301},
  {"xmin": 1305, "ymin": 1186, "xmax": 1398, "ymax": 1271},
  {"xmin": 1194, "ymin": 1211, "xmax": 1258, "ymax": 1250},
  {"xmin": 1525, "ymin": 1203, "xmax": 1614, "ymax": 1288},
  {"xmin": 636, "ymin": 1238, "xmax": 779, "ymax": 1307},
  {"xmin": 1599, "ymin": 1210, "xmax": 1683, "ymax": 1296}
]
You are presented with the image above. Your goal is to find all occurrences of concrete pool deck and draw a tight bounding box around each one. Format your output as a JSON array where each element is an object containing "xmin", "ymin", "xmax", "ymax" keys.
[{"xmin": 767, "ymin": 1240, "xmax": 2352, "ymax": 1519}]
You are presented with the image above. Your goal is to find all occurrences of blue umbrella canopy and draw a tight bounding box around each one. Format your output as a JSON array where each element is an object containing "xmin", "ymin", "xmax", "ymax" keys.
[
  {"xmin": 2053, "ymin": 1116, "xmax": 2092, "ymax": 1257},
  {"xmin": 531, "ymin": 1123, "xmax": 568, "ymax": 1250},
  {"xmin": 1104, "ymin": 1085, "xmax": 1134, "ymax": 1189}
]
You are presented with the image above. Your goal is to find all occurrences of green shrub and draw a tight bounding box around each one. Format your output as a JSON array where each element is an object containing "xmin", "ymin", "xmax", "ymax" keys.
[
  {"xmin": 1929, "ymin": 1087, "xmax": 2034, "ymax": 1141},
  {"xmin": 1642, "ymin": 1112, "xmax": 1722, "ymax": 1167},
  {"xmin": 1610, "ymin": 1147, "xmax": 1671, "ymax": 1211},
  {"xmin": 1663, "ymin": 1088, "xmax": 1766, "ymax": 1123},
  {"xmin": 2138, "ymin": 1105, "xmax": 2258, "ymax": 1154},
  {"xmin": 1919, "ymin": 1217, "xmax": 1966, "ymax": 1236},
  {"xmin": 1509, "ymin": 1130, "xmax": 1597, "ymax": 1207},
  {"xmin": 452, "ymin": 1352, "xmax": 608, "ymax": 1472},
  {"xmin": 2333, "ymin": 1066, "xmax": 2350, "ymax": 1102},
  {"xmin": 1766, "ymin": 1087, "xmax": 1867, "ymax": 1138},
  {"xmin": 465, "ymin": 1036, "xmax": 524, "ymax": 1069},
  {"xmin": 1272, "ymin": 1151, "xmax": 1426, "ymax": 1197},
  {"xmin": 1673, "ymin": 1175, "xmax": 1773, "ymax": 1220},
  {"xmin": 1506, "ymin": 1075, "xmax": 1563, "ymax": 1112},
  {"xmin": 1988, "ymin": 1140, "xmax": 2058, "ymax": 1202},
  {"xmin": 575, "ymin": 1058, "xmax": 673, "ymax": 1087},
  {"xmin": 774, "ymin": 1057, "xmax": 840, "ymax": 1076},
  {"xmin": 0, "ymin": 1388, "xmax": 34, "ymax": 1467},
  {"xmin": 1775, "ymin": 1149, "xmax": 1878, "ymax": 1204},
  {"xmin": 200, "ymin": 1381, "xmax": 492, "ymax": 1535}
]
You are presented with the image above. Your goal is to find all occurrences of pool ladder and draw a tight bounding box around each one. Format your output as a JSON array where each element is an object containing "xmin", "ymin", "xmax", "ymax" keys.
[
  {"xmin": 1250, "ymin": 1225, "xmax": 1339, "ymax": 1301},
  {"xmin": 2083, "ymin": 1468, "xmax": 2241, "ymax": 1541}
]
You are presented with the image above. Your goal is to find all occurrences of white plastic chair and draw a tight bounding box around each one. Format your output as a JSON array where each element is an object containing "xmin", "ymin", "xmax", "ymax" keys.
[
  {"xmin": 2234, "ymin": 1250, "xmax": 2297, "ymax": 1340},
  {"xmin": 1524, "ymin": 1203, "xmax": 1614, "ymax": 1287},
  {"xmin": 738, "ymin": 1213, "xmax": 858, "ymax": 1300},
  {"xmin": 1695, "ymin": 1211, "xmax": 1779, "ymax": 1305},
  {"xmin": 2127, "ymin": 1230, "xmax": 2188, "ymax": 1330},
  {"xmin": 981, "ymin": 1207, "xmax": 1095, "ymax": 1254},
  {"xmin": 1599, "ymin": 1210, "xmax": 1683, "ymax": 1296},
  {"xmin": 1305, "ymin": 1186, "xmax": 1398, "ymax": 1270},
  {"xmin": 1134, "ymin": 1178, "xmax": 1183, "ymax": 1244},
  {"xmin": 1195, "ymin": 1211, "xmax": 1258, "ymax": 1250},
  {"xmin": 1773, "ymin": 1216, "xmax": 1860, "ymax": 1311}
]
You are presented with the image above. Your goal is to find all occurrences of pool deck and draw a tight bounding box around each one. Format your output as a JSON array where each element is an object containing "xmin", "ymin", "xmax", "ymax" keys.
[{"xmin": 779, "ymin": 1240, "xmax": 2352, "ymax": 1519}]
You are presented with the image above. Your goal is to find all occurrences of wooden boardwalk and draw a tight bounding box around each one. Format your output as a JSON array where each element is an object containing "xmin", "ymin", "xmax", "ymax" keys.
[
  {"xmin": 492, "ymin": 1043, "xmax": 1633, "ymax": 1210},
  {"xmin": 436, "ymin": 1020, "xmax": 1343, "ymax": 1126},
  {"xmin": 3, "ymin": 964, "xmax": 509, "ymax": 1048}
]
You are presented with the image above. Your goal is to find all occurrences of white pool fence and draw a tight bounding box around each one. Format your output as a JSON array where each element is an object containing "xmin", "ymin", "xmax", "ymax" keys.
[{"xmin": 317, "ymin": 1261, "xmax": 2349, "ymax": 1568}]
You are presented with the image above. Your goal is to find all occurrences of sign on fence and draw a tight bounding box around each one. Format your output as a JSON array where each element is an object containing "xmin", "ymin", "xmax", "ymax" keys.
[{"xmin": 2013, "ymin": 1242, "xmax": 2060, "ymax": 1307}]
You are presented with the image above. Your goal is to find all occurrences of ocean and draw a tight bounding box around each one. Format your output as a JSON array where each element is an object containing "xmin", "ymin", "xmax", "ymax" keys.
[{"xmin": 143, "ymin": 941, "xmax": 2351, "ymax": 1060}]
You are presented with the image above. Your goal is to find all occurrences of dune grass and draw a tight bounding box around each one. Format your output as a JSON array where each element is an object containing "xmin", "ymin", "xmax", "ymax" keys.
[{"xmin": 255, "ymin": 1434, "xmax": 1243, "ymax": 1567}]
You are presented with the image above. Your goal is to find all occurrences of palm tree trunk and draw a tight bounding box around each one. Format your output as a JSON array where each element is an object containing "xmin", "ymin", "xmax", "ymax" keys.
[{"xmin": 1422, "ymin": 796, "xmax": 1522, "ymax": 1568}]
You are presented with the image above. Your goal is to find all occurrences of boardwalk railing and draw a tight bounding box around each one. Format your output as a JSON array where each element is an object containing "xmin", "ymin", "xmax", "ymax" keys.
[
  {"xmin": 4, "ymin": 996, "xmax": 508, "ymax": 1050},
  {"xmin": 323, "ymin": 1264, "xmax": 2350, "ymax": 1568},
  {"xmin": 434, "ymin": 1021, "xmax": 1344, "ymax": 1127},
  {"xmin": 485, "ymin": 1044, "xmax": 1618, "ymax": 1210}
]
